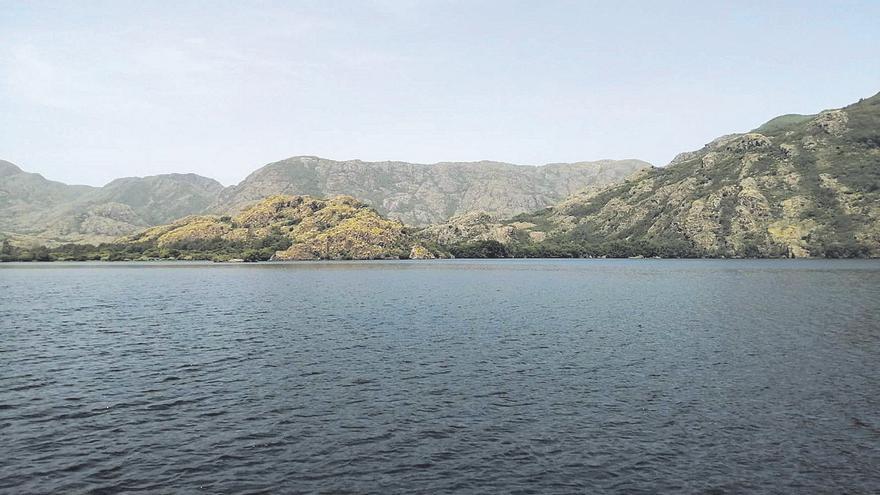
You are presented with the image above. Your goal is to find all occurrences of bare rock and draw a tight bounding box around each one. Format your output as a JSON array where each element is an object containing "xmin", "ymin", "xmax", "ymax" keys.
[{"xmin": 809, "ymin": 110, "xmax": 849, "ymax": 137}]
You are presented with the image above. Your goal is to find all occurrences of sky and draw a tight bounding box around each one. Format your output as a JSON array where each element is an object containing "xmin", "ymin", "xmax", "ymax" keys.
[{"xmin": 1, "ymin": 0, "xmax": 879, "ymax": 187}]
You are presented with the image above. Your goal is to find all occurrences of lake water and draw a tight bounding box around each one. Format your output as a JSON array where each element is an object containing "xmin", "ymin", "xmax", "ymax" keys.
[{"xmin": 1, "ymin": 259, "xmax": 879, "ymax": 493}]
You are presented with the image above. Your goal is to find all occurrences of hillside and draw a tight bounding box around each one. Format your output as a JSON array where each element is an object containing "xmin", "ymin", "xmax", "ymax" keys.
[
  {"xmin": 5, "ymin": 91, "xmax": 878, "ymax": 258},
  {"xmin": 476, "ymin": 93, "xmax": 880, "ymax": 258},
  {"xmin": 41, "ymin": 173, "xmax": 225, "ymax": 245},
  {"xmin": 0, "ymin": 166, "xmax": 224, "ymax": 245},
  {"xmin": 0, "ymin": 160, "xmax": 96, "ymax": 240},
  {"xmin": 0, "ymin": 157, "xmax": 647, "ymax": 244},
  {"xmin": 113, "ymin": 194, "xmax": 431, "ymax": 261},
  {"xmin": 211, "ymin": 157, "xmax": 650, "ymax": 225}
]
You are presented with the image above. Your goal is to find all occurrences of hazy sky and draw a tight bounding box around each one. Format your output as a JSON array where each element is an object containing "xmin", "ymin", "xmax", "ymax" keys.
[{"xmin": 1, "ymin": 0, "xmax": 878, "ymax": 186}]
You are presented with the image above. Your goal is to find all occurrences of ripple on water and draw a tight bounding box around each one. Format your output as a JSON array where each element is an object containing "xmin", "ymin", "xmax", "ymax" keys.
[{"xmin": 1, "ymin": 259, "xmax": 879, "ymax": 493}]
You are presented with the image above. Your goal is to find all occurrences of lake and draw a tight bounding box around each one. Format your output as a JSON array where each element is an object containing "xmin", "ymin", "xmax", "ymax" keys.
[{"xmin": 1, "ymin": 259, "xmax": 879, "ymax": 493}]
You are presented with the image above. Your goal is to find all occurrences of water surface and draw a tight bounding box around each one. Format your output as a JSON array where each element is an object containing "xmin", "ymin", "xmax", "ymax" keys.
[{"xmin": 1, "ymin": 260, "xmax": 879, "ymax": 493}]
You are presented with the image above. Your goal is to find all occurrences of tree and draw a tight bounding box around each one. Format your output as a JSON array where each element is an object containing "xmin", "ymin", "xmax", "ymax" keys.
[{"xmin": 449, "ymin": 240, "xmax": 509, "ymax": 258}]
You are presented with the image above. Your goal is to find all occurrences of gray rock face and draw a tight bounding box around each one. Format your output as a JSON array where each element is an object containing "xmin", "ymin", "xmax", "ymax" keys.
[
  {"xmin": 213, "ymin": 156, "xmax": 650, "ymax": 226},
  {"xmin": 419, "ymin": 211, "xmax": 515, "ymax": 245},
  {"xmin": 510, "ymin": 92, "xmax": 880, "ymax": 258},
  {"xmin": 0, "ymin": 168, "xmax": 223, "ymax": 245},
  {"xmin": 88, "ymin": 174, "xmax": 224, "ymax": 225},
  {"xmin": 0, "ymin": 156, "xmax": 649, "ymax": 244},
  {"xmin": 808, "ymin": 110, "xmax": 849, "ymax": 137}
]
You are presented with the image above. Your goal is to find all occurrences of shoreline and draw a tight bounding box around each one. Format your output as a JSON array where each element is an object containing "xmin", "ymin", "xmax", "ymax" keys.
[{"xmin": 2, "ymin": 257, "xmax": 878, "ymax": 265}]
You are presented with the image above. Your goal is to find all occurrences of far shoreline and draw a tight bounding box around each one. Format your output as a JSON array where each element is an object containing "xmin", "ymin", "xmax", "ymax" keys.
[{"xmin": 2, "ymin": 257, "xmax": 878, "ymax": 265}]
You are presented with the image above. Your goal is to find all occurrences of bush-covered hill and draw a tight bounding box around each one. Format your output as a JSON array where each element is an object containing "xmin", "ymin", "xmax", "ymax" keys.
[
  {"xmin": 438, "ymin": 92, "xmax": 880, "ymax": 258},
  {"xmin": 1, "ymin": 195, "xmax": 443, "ymax": 262}
]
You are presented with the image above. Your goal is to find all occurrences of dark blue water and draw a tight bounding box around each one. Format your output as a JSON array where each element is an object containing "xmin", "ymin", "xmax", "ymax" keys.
[{"xmin": 1, "ymin": 259, "xmax": 879, "ymax": 494}]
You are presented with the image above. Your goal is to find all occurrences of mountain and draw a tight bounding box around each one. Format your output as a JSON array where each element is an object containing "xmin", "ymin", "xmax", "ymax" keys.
[
  {"xmin": 114, "ymin": 194, "xmax": 430, "ymax": 261},
  {"xmin": 46, "ymin": 173, "xmax": 224, "ymax": 244},
  {"xmin": 468, "ymin": 92, "xmax": 880, "ymax": 258},
  {"xmin": 212, "ymin": 157, "xmax": 650, "ymax": 225},
  {"xmin": 0, "ymin": 160, "xmax": 96, "ymax": 238},
  {"xmin": 84, "ymin": 174, "xmax": 224, "ymax": 226},
  {"xmin": 6, "ymin": 92, "xmax": 877, "ymax": 259},
  {"xmin": 0, "ymin": 157, "xmax": 647, "ymax": 244},
  {"xmin": 0, "ymin": 166, "xmax": 223, "ymax": 245},
  {"xmin": 2, "ymin": 194, "xmax": 447, "ymax": 262}
]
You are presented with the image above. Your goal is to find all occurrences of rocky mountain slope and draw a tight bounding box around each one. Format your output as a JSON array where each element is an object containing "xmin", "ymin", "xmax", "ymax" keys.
[
  {"xmin": 6, "ymin": 92, "xmax": 877, "ymax": 258},
  {"xmin": 0, "ymin": 157, "xmax": 647, "ymax": 244},
  {"xmin": 118, "ymin": 194, "xmax": 431, "ymax": 261},
  {"xmin": 473, "ymin": 92, "xmax": 880, "ymax": 257},
  {"xmin": 211, "ymin": 157, "xmax": 649, "ymax": 225},
  {"xmin": 0, "ymin": 164, "xmax": 224, "ymax": 245},
  {"xmin": 0, "ymin": 160, "xmax": 96, "ymax": 237},
  {"xmin": 42, "ymin": 174, "xmax": 224, "ymax": 244}
]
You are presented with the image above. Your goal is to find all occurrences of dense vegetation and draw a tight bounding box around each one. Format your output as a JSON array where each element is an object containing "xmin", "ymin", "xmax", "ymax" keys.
[
  {"xmin": 0, "ymin": 236, "xmax": 291, "ymax": 262},
  {"xmin": 0, "ymin": 238, "xmax": 699, "ymax": 262},
  {"xmin": 443, "ymin": 238, "xmax": 819, "ymax": 259},
  {"xmin": 1, "ymin": 231, "xmax": 872, "ymax": 263}
]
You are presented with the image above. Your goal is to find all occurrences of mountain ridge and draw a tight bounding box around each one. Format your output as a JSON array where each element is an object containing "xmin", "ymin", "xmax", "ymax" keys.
[
  {"xmin": 0, "ymin": 168, "xmax": 224, "ymax": 244},
  {"xmin": 211, "ymin": 156, "xmax": 650, "ymax": 226},
  {"xmin": 438, "ymin": 92, "xmax": 880, "ymax": 258},
  {"xmin": 0, "ymin": 156, "xmax": 649, "ymax": 244},
  {"xmin": 3, "ymin": 91, "xmax": 878, "ymax": 258}
]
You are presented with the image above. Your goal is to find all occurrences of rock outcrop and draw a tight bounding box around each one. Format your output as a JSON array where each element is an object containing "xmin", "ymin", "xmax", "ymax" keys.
[
  {"xmin": 1, "ymin": 157, "xmax": 648, "ymax": 245},
  {"xmin": 211, "ymin": 157, "xmax": 650, "ymax": 226},
  {"xmin": 419, "ymin": 211, "xmax": 517, "ymax": 245},
  {"xmin": 503, "ymin": 92, "xmax": 880, "ymax": 258},
  {"xmin": 121, "ymin": 194, "xmax": 432, "ymax": 260}
]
